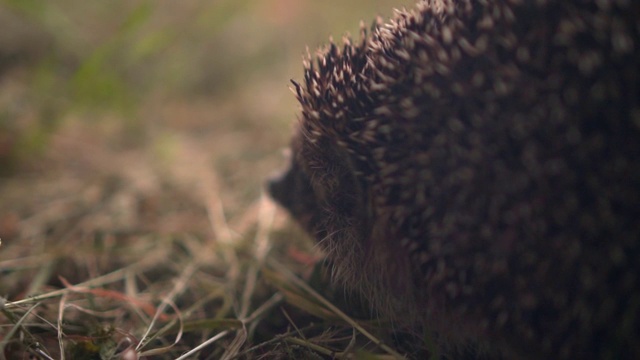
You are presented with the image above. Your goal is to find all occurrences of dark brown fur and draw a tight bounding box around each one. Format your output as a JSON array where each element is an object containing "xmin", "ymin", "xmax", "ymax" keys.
[{"xmin": 269, "ymin": 0, "xmax": 640, "ymax": 358}]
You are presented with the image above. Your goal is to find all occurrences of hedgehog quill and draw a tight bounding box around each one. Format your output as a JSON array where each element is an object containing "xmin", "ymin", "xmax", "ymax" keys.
[{"xmin": 268, "ymin": 0, "xmax": 640, "ymax": 358}]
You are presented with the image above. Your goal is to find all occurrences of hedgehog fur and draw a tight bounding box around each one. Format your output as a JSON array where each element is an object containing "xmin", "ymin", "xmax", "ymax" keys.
[{"xmin": 268, "ymin": 0, "xmax": 640, "ymax": 358}]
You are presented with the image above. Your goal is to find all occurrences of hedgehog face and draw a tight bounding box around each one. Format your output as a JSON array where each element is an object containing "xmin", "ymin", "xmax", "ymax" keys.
[
  {"xmin": 269, "ymin": 119, "xmax": 420, "ymax": 323},
  {"xmin": 267, "ymin": 140, "xmax": 320, "ymax": 236},
  {"xmin": 268, "ymin": 127, "xmax": 370, "ymax": 250}
]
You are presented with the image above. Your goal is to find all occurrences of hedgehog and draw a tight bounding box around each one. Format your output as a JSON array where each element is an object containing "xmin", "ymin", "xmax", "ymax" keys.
[{"xmin": 268, "ymin": 0, "xmax": 640, "ymax": 358}]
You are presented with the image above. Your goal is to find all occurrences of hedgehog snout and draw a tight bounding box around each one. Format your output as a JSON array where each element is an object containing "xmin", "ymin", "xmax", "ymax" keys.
[
  {"xmin": 267, "ymin": 166, "xmax": 294, "ymax": 210},
  {"xmin": 267, "ymin": 155, "xmax": 320, "ymax": 234}
]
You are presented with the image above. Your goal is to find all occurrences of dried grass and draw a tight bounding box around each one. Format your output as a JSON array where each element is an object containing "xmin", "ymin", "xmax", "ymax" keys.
[{"xmin": 0, "ymin": 128, "xmax": 424, "ymax": 358}]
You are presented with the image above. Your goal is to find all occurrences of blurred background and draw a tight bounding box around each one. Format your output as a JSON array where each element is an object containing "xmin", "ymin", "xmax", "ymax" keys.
[{"xmin": 0, "ymin": 0, "xmax": 414, "ymax": 223}]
